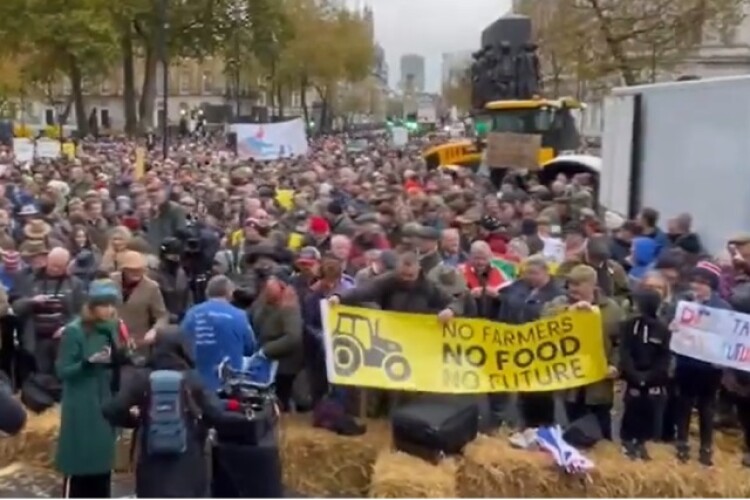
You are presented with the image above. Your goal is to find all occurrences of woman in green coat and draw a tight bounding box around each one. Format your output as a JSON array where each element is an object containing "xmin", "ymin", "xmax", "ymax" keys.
[{"xmin": 55, "ymin": 279, "xmax": 123, "ymax": 498}]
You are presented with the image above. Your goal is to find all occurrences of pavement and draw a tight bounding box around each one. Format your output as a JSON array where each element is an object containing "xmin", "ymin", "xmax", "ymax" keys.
[
  {"xmin": 0, "ymin": 464, "xmax": 133, "ymax": 498},
  {"xmin": 0, "ymin": 463, "xmax": 310, "ymax": 498}
]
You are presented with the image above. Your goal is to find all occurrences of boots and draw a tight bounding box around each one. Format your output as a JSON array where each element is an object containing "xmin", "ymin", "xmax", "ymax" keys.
[
  {"xmin": 676, "ymin": 442, "xmax": 690, "ymax": 463},
  {"xmin": 698, "ymin": 447, "xmax": 713, "ymax": 467},
  {"xmin": 623, "ymin": 440, "xmax": 638, "ymax": 460},
  {"xmin": 636, "ymin": 441, "xmax": 651, "ymax": 461}
]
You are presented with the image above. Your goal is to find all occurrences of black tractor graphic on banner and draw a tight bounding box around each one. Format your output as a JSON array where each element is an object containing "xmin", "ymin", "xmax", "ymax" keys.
[{"xmin": 331, "ymin": 312, "xmax": 411, "ymax": 382}]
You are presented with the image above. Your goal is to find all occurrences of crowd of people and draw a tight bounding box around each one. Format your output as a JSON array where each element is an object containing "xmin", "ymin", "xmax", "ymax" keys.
[{"xmin": 0, "ymin": 132, "xmax": 748, "ymax": 497}]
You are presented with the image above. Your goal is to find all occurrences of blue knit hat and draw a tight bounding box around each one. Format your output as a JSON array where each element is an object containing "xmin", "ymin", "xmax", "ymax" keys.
[{"xmin": 88, "ymin": 279, "xmax": 121, "ymax": 306}]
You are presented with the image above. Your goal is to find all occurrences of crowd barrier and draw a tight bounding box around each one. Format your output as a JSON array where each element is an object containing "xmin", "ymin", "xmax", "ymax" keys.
[{"xmin": 5, "ymin": 408, "xmax": 750, "ymax": 498}]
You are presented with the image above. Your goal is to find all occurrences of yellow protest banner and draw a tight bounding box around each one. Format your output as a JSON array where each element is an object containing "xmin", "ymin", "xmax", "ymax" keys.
[
  {"xmin": 275, "ymin": 189, "xmax": 294, "ymax": 210},
  {"xmin": 322, "ymin": 304, "xmax": 607, "ymax": 394},
  {"xmin": 134, "ymin": 147, "xmax": 146, "ymax": 180},
  {"xmin": 62, "ymin": 142, "xmax": 76, "ymax": 160}
]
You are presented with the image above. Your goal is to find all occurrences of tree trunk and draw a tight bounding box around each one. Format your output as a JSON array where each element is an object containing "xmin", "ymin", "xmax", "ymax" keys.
[
  {"xmin": 121, "ymin": 25, "xmax": 138, "ymax": 136},
  {"xmin": 315, "ymin": 85, "xmax": 329, "ymax": 132},
  {"xmin": 300, "ymin": 76, "xmax": 309, "ymax": 126},
  {"xmin": 138, "ymin": 46, "xmax": 158, "ymax": 131},
  {"xmin": 60, "ymin": 97, "xmax": 74, "ymax": 124},
  {"xmin": 586, "ymin": 0, "xmax": 638, "ymax": 85},
  {"xmin": 69, "ymin": 57, "xmax": 89, "ymax": 137},
  {"xmin": 276, "ymin": 84, "xmax": 284, "ymax": 120}
]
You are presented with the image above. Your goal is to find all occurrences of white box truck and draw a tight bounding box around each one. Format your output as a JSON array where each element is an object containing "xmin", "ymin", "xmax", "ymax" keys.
[{"xmin": 600, "ymin": 75, "xmax": 750, "ymax": 254}]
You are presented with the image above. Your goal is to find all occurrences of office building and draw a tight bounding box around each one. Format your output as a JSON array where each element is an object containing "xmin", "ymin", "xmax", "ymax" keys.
[
  {"xmin": 400, "ymin": 54, "xmax": 426, "ymax": 93},
  {"xmin": 442, "ymin": 51, "xmax": 473, "ymax": 86}
]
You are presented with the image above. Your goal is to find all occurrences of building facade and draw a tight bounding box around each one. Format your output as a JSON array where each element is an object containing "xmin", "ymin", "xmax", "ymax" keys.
[{"xmin": 400, "ymin": 54, "xmax": 426, "ymax": 93}]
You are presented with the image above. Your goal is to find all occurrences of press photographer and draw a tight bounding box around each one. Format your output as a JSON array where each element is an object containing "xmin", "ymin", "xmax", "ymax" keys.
[
  {"xmin": 152, "ymin": 237, "xmax": 192, "ymax": 323},
  {"xmin": 177, "ymin": 227, "xmax": 213, "ymax": 304},
  {"xmin": 13, "ymin": 248, "xmax": 85, "ymax": 377}
]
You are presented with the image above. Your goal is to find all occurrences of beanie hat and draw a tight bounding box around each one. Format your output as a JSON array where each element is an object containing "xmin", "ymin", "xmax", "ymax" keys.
[
  {"xmin": 1, "ymin": 250, "xmax": 21, "ymax": 272},
  {"xmin": 379, "ymin": 250, "xmax": 398, "ymax": 271},
  {"xmin": 309, "ymin": 216, "xmax": 330, "ymax": 235},
  {"xmin": 88, "ymin": 279, "xmax": 121, "ymax": 306},
  {"xmin": 691, "ymin": 260, "xmax": 721, "ymax": 290},
  {"xmin": 326, "ymin": 200, "xmax": 344, "ymax": 216}
]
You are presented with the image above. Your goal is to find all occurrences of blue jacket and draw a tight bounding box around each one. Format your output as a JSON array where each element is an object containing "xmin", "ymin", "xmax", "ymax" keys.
[
  {"xmin": 645, "ymin": 227, "xmax": 669, "ymax": 257},
  {"xmin": 180, "ymin": 298, "xmax": 256, "ymax": 392},
  {"xmin": 0, "ymin": 266, "xmax": 20, "ymax": 296},
  {"xmin": 628, "ymin": 237, "xmax": 659, "ymax": 284}
]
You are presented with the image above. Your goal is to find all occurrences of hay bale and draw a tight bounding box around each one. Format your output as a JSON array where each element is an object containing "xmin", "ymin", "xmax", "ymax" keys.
[
  {"xmin": 279, "ymin": 415, "xmax": 388, "ymax": 497},
  {"xmin": 459, "ymin": 434, "xmax": 750, "ymax": 497},
  {"xmin": 369, "ymin": 450, "xmax": 457, "ymax": 498},
  {"xmin": 0, "ymin": 408, "xmax": 60, "ymax": 469}
]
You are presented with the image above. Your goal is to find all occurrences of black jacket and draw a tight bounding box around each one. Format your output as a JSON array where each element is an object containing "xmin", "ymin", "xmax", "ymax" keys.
[
  {"xmin": 618, "ymin": 316, "xmax": 671, "ymax": 387},
  {"xmin": 151, "ymin": 264, "xmax": 193, "ymax": 323},
  {"xmin": 102, "ymin": 331, "xmax": 225, "ymax": 498},
  {"xmin": 497, "ymin": 279, "xmax": 563, "ymax": 324},
  {"xmin": 0, "ymin": 372, "xmax": 25, "ymax": 435}
]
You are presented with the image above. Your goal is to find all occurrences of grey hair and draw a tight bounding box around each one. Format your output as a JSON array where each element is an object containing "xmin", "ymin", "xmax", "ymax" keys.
[
  {"xmin": 206, "ymin": 275, "xmax": 234, "ymax": 299},
  {"xmin": 470, "ymin": 240, "xmax": 491, "ymax": 255}
]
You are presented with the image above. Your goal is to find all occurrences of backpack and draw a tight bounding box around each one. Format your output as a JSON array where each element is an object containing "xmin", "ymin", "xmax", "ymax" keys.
[{"xmin": 146, "ymin": 370, "xmax": 189, "ymax": 456}]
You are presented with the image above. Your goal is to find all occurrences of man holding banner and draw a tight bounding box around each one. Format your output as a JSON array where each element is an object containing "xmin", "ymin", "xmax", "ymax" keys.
[{"xmin": 543, "ymin": 264, "xmax": 624, "ymax": 441}]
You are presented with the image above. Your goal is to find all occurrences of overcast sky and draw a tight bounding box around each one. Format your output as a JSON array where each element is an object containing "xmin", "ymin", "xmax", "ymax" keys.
[{"xmin": 347, "ymin": 0, "xmax": 512, "ymax": 92}]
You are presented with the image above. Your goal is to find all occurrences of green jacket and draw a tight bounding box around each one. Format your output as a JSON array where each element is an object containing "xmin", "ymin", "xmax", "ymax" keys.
[
  {"xmin": 55, "ymin": 318, "xmax": 119, "ymax": 476},
  {"xmin": 543, "ymin": 294, "xmax": 625, "ymax": 405}
]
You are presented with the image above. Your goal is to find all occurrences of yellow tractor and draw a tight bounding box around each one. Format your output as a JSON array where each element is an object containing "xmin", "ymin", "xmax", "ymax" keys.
[
  {"xmin": 331, "ymin": 312, "xmax": 411, "ymax": 382},
  {"xmin": 423, "ymin": 96, "xmax": 583, "ymax": 170}
]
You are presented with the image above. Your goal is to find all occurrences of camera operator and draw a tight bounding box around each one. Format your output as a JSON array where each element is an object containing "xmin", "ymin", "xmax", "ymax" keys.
[
  {"xmin": 102, "ymin": 327, "xmax": 227, "ymax": 498},
  {"xmin": 152, "ymin": 237, "xmax": 192, "ymax": 323},
  {"xmin": 13, "ymin": 248, "xmax": 85, "ymax": 376},
  {"xmin": 177, "ymin": 228, "xmax": 212, "ymax": 305}
]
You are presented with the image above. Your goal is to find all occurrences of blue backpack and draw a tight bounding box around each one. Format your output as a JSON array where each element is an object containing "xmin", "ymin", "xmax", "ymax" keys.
[{"xmin": 146, "ymin": 370, "xmax": 188, "ymax": 456}]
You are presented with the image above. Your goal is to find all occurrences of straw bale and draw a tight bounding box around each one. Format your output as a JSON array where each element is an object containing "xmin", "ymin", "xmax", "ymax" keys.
[
  {"xmin": 368, "ymin": 450, "xmax": 457, "ymax": 498},
  {"xmin": 459, "ymin": 433, "xmax": 750, "ymax": 497},
  {"xmin": 0, "ymin": 408, "xmax": 60, "ymax": 468},
  {"xmin": 279, "ymin": 415, "xmax": 389, "ymax": 497}
]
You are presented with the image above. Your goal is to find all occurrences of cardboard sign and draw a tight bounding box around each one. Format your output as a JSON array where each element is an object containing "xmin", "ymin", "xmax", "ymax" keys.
[{"xmin": 485, "ymin": 132, "xmax": 541, "ymax": 170}]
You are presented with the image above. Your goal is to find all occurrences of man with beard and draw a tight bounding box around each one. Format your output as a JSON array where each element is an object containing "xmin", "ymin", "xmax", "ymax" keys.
[
  {"xmin": 13, "ymin": 248, "xmax": 85, "ymax": 376},
  {"xmin": 152, "ymin": 237, "xmax": 192, "ymax": 323}
]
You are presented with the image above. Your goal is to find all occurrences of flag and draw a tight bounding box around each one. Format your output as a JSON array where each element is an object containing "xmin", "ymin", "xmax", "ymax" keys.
[
  {"xmin": 491, "ymin": 256, "xmax": 519, "ymax": 281},
  {"xmin": 536, "ymin": 425, "xmax": 595, "ymax": 475}
]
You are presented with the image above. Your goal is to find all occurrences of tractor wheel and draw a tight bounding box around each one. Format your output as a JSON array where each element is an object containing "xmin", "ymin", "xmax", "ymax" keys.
[
  {"xmin": 332, "ymin": 336, "xmax": 363, "ymax": 377},
  {"xmin": 383, "ymin": 354, "xmax": 411, "ymax": 382}
]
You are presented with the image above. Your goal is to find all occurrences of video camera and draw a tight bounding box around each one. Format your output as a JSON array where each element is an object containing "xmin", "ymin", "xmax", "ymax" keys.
[{"xmin": 214, "ymin": 357, "xmax": 278, "ymax": 446}]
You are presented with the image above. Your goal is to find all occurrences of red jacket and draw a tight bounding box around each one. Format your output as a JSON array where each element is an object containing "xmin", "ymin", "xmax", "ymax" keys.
[{"xmin": 459, "ymin": 264, "xmax": 506, "ymax": 290}]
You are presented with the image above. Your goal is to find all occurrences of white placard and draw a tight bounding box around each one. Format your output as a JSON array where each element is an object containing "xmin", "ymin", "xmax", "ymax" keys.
[
  {"xmin": 230, "ymin": 118, "xmax": 309, "ymax": 161},
  {"xmin": 671, "ymin": 301, "xmax": 750, "ymax": 372},
  {"xmin": 12, "ymin": 138, "xmax": 34, "ymax": 162},
  {"xmin": 36, "ymin": 138, "xmax": 62, "ymax": 159}
]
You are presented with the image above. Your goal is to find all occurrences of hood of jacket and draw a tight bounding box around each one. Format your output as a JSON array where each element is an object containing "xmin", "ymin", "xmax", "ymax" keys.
[{"xmin": 147, "ymin": 326, "xmax": 195, "ymax": 371}]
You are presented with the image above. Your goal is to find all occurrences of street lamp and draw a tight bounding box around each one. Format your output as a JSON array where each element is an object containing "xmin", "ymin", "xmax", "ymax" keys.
[
  {"xmin": 52, "ymin": 98, "xmax": 66, "ymax": 145},
  {"xmin": 230, "ymin": 1, "xmax": 247, "ymax": 120},
  {"xmin": 159, "ymin": 0, "xmax": 169, "ymax": 159}
]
